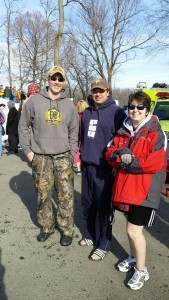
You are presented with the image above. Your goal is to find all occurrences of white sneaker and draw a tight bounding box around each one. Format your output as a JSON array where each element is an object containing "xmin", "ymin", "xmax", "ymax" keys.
[
  {"xmin": 117, "ymin": 255, "xmax": 136, "ymax": 272},
  {"xmin": 127, "ymin": 267, "xmax": 150, "ymax": 290},
  {"xmin": 76, "ymin": 171, "xmax": 82, "ymax": 175}
]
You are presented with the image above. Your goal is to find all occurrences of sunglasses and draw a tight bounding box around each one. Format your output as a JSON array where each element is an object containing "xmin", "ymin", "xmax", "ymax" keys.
[
  {"xmin": 92, "ymin": 89, "xmax": 107, "ymax": 94},
  {"xmin": 50, "ymin": 76, "xmax": 64, "ymax": 82},
  {"xmin": 128, "ymin": 105, "xmax": 146, "ymax": 111}
]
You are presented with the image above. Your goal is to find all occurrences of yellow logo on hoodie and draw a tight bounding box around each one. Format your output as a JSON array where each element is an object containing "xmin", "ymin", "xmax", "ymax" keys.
[{"xmin": 45, "ymin": 108, "xmax": 63, "ymax": 125}]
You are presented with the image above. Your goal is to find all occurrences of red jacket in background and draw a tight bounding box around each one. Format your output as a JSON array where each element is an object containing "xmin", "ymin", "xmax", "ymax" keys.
[{"xmin": 28, "ymin": 83, "xmax": 39, "ymax": 95}]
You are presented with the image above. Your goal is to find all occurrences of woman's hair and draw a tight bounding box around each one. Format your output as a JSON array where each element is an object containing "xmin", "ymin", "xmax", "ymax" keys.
[
  {"xmin": 128, "ymin": 91, "xmax": 151, "ymax": 112},
  {"xmin": 76, "ymin": 100, "xmax": 89, "ymax": 113},
  {"xmin": 0, "ymin": 103, "xmax": 6, "ymax": 107}
]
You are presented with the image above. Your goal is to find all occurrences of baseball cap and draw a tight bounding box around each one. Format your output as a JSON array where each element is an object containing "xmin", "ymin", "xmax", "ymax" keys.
[
  {"xmin": 48, "ymin": 65, "xmax": 65, "ymax": 79},
  {"xmin": 91, "ymin": 79, "xmax": 109, "ymax": 91}
]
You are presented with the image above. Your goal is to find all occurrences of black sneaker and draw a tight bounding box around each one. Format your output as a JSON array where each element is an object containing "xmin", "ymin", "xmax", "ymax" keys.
[
  {"xmin": 60, "ymin": 235, "xmax": 73, "ymax": 246},
  {"xmin": 6, "ymin": 151, "xmax": 15, "ymax": 155},
  {"xmin": 6, "ymin": 151, "xmax": 18, "ymax": 155},
  {"xmin": 37, "ymin": 230, "xmax": 54, "ymax": 242}
]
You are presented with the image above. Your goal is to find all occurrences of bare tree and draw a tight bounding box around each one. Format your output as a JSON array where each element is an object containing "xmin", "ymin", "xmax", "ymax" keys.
[
  {"xmin": 3, "ymin": 0, "xmax": 20, "ymax": 86},
  {"xmin": 150, "ymin": 0, "xmax": 169, "ymax": 52},
  {"xmin": 1, "ymin": 0, "xmax": 162, "ymax": 95},
  {"xmin": 0, "ymin": 47, "xmax": 5, "ymax": 72},
  {"xmin": 12, "ymin": 11, "xmax": 56, "ymax": 88},
  {"xmin": 70, "ymin": 0, "xmax": 160, "ymax": 89},
  {"xmin": 40, "ymin": 0, "xmax": 58, "ymax": 84},
  {"xmin": 55, "ymin": 0, "xmax": 64, "ymax": 64},
  {"xmin": 54, "ymin": 0, "xmax": 83, "ymax": 64},
  {"xmin": 113, "ymin": 88, "xmax": 132, "ymax": 106}
]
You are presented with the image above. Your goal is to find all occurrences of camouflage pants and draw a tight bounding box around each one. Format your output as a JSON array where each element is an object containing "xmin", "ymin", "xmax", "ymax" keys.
[{"xmin": 32, "ymin": 152, "xmax": 74, "ymax": 236}]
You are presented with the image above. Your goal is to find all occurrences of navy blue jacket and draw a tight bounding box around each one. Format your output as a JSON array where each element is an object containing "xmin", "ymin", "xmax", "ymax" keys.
[{"xmin": 80, "ymin": 96, "xmax": 126, "ymax": 166}]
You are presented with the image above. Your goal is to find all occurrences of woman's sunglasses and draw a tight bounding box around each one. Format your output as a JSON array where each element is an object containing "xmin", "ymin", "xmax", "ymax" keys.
[{"xmin": 128, "ymin": 105, "xmax": 146, "ymax": 111}]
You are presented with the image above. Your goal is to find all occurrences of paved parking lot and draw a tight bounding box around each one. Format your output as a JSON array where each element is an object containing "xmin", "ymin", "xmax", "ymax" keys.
[{"xmin": 0, "ymin": 151, "xmax": 169, "ymax": 300}]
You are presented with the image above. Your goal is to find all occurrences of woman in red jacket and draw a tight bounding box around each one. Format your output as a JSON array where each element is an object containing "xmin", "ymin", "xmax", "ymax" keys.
[{"xmin": 106, "ymin": 91, "xmax": 167, "ymax": 290}]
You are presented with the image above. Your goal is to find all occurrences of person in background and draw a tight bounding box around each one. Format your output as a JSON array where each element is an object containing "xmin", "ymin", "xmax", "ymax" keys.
[
  {"xmin": 6, "ymin": 100, "xmax": 20, "ymax": 155},
  {"xmin": 0, "ymin": 103, "xmax": 6, "ymax": 156},
  {"xmin": 4, "ymin": 86, "xmax": 12, "ymax": 99},
  {"xmin": 11, "ymin": 86, "xmax": 17, "ymax": 102},
  {"xmin": 105, "ymin": 91, "xmax": 167, "ymax": 290},
  {"xmin": 0, "ymin": 85, "xmax": 4, "ymax": 98},
  {"xmin": 79, "ymin": 78, "xmax": 126, "ymax": 261},
  {"xmin": 21, "ymin": 83, "xmax": 40, "ymax": 109},
  {"xmin": 20, "ymin": 90, "xmax": 26, "ymax": 102},
  {"xmin": 16, "ymin": 89, "xmax": 21, "ymax": 103},
  {"xmin": 27, "ymin": 82, "xmax": 39, "ymax": 96},
  {"xmin": 19, "ymin": 65, "xmax": 79, "ymax": 246},
  {"xmin": 87, "ymin": 94, "xmax": 94, "ymax": 106},
  {"xmin": 73, "ymin": 100, "xmax": 89, "ymax": 175}
]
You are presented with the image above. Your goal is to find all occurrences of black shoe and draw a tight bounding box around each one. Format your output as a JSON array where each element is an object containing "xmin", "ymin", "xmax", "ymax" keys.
[
  {"xmin": 60, "ymin": 235, "xmax": 73, "ymax": 246},
  {"xmin": 37, "ymin": 230, "xmax": 54, "ymax": 242},
  {"xmin": 6, "ymin": 151, "xmax": 15, "ymax": 155}
]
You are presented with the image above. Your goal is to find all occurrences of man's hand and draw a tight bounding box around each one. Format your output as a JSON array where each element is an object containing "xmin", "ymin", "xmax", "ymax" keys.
[
  {"xmin": 26, "ymin": 152, "xmax": 34, "ymax": 163},
  {"xmin": 121, "ymin": 154, "xmax": 132, "ymax": 165}
]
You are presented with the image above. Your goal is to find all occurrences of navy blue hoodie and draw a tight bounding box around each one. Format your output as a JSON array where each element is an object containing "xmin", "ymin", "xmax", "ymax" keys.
[{"xmin": 80, "ymin": 96, "xmax": 126, "ymax": 166}]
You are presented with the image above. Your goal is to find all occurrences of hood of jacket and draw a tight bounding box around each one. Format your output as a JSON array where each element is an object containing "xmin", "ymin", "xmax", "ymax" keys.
[
  {"xmin": 119, "ymin": 113, "xmax": 161, "ymax": 137},
  {"xmin": 39, "ymin": 87, "xmax": 67, "ymax": 101},
  {"xmin": 90, "ymin": 95, "xmax": 116, "ymax": 111},
  {"xmin": 80, "ymin": 96, "xmax": 126, "ymax": 166}
]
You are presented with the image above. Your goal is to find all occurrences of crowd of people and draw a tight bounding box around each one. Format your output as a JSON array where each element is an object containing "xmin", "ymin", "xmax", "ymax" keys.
[
  {"xmin": 0, "ymin": 84, "xmax": 27, "ymax": 103},
  {"xmin": 0, "ymin": 83, "xmax": 39, "ymax": 112},
  {"xmin": 1, "ymin": 66, "xmax": 168, "ymax": 291},
  {"xmin": 0, "ymin": 100, "xmax": 20, "ymax": 156},
  {"xmin": 0, "ymin": 82, "xmax": 40, "ymax": 155}
]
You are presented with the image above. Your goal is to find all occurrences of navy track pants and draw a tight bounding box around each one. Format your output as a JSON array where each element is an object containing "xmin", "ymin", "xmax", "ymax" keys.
[{"xmin": 81, "ymin": 164, "xmax": 113, "ymax": 251}]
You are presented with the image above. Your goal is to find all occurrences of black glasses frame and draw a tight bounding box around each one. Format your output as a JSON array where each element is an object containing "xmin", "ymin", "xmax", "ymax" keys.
[
  {"xmin": 50, "ymin": 76, "xmax": 64, "ymax": 82},
  {"xmin": 128, "ymin": 105, "xmax": 146, "ymax": 111}
]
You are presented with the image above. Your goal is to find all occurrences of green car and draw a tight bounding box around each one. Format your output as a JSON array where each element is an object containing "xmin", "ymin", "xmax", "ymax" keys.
[
  {"xmin": 151, "ymin": 98, "xmax": 169, "ymax": 173},
  {"xmin": 135, "ymin": 85, "xmax": 169, "ymax": 175}
]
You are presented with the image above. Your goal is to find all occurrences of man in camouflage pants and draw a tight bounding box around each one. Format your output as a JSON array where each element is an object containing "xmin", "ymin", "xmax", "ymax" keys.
[{"xmin": 19, "ymin": 66, "xmax": 79, "ymax": 246}]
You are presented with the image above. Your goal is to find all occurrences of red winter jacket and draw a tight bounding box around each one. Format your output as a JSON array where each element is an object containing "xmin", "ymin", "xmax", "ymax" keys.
[{"xmin": 105, "ymin": 114, "xmax": 167, "ymax": 211}]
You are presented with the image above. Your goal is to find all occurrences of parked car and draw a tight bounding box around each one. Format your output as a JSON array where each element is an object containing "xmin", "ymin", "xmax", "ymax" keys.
[
  {"xmin": 135, "ymin": 83, "xmax": 169, "ymax": 176},
  {"xmin": 151, "ymin": 94, "xmax": 169, "ymax": 175}
]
